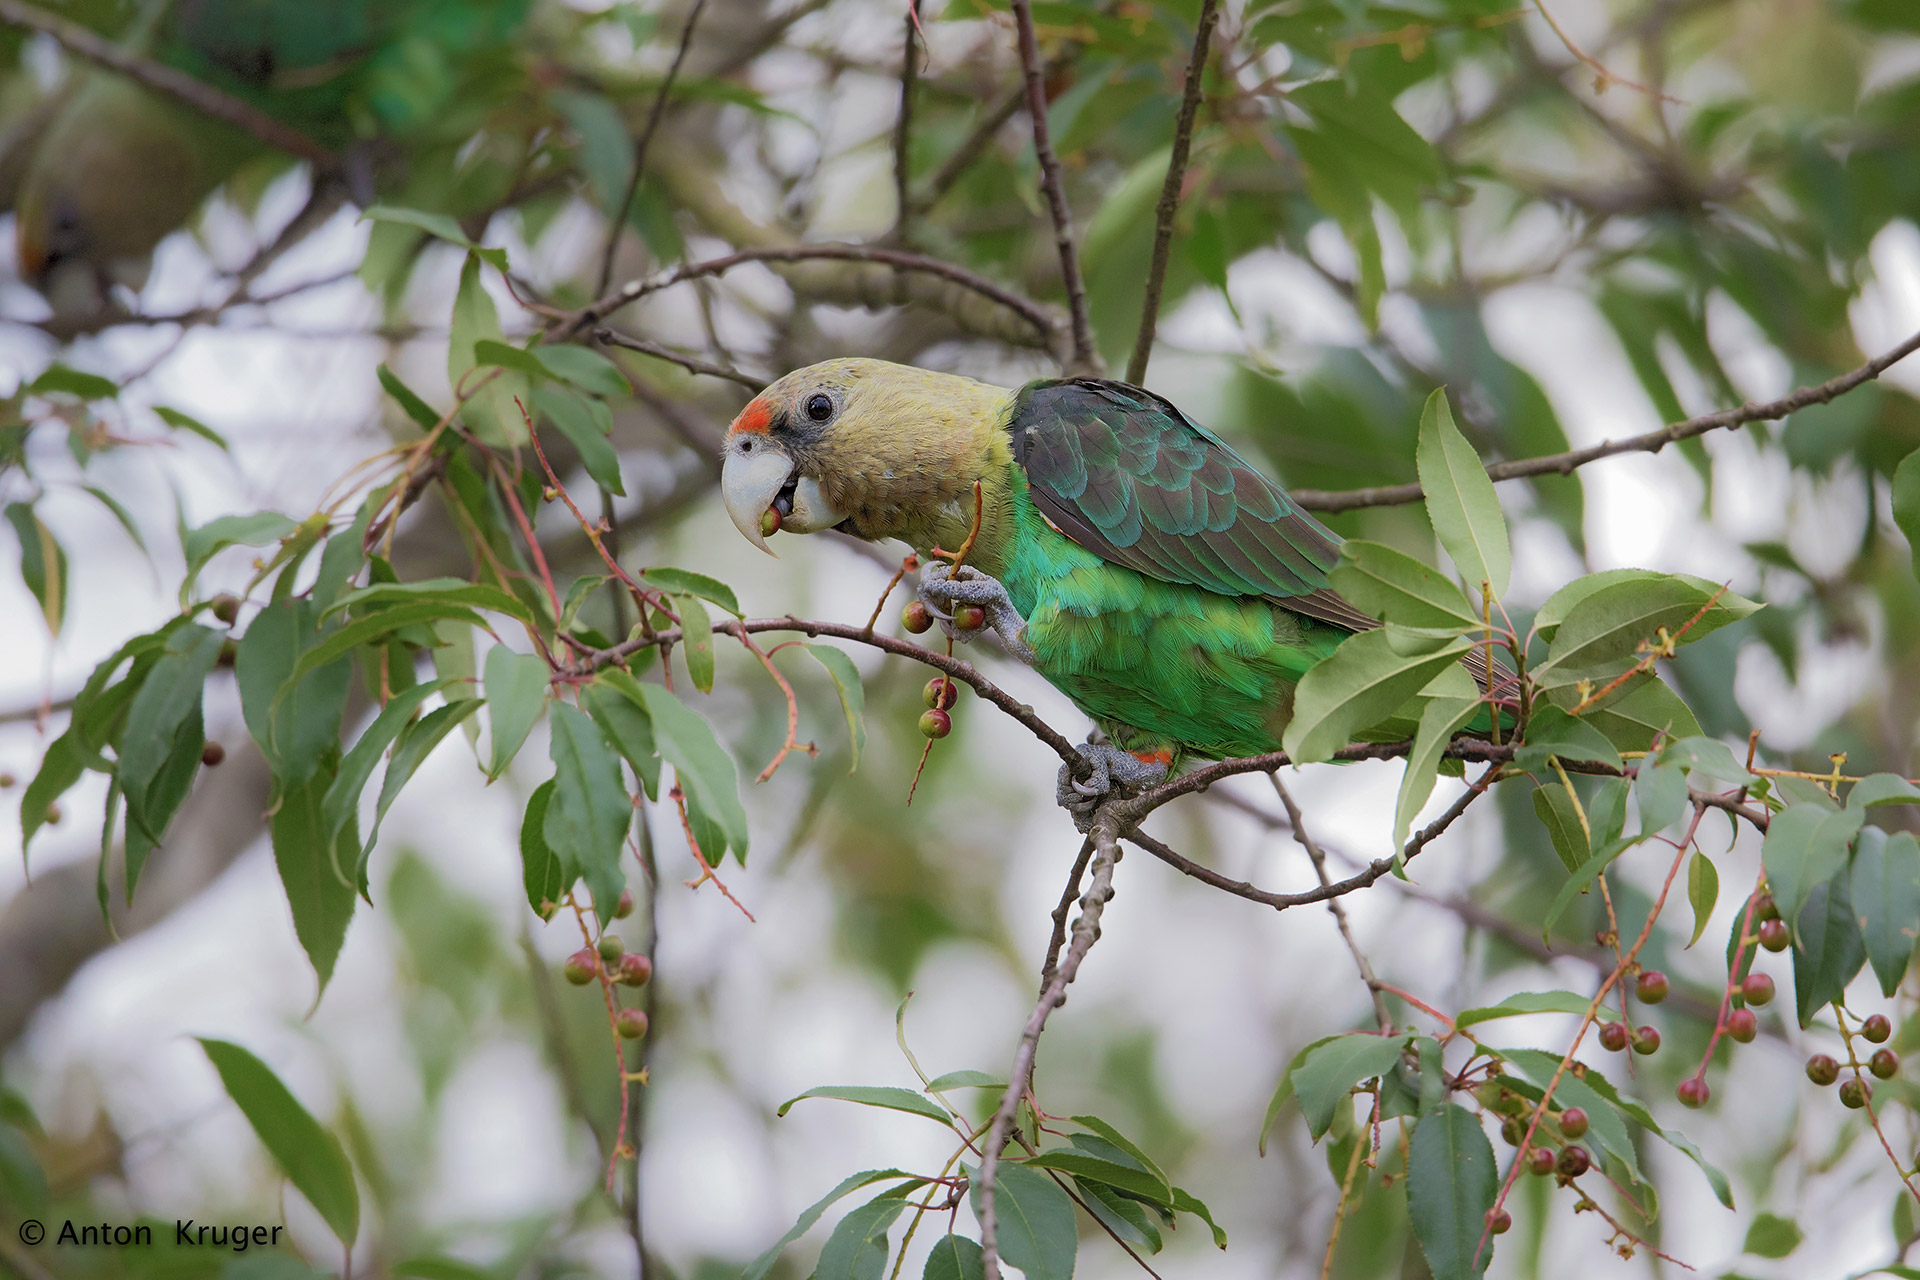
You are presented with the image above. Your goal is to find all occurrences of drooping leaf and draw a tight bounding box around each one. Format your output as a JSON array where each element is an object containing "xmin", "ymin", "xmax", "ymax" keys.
[
  {"xmin": 741, "ymin": 1170, "xmax": 920, "ymax": 1280},
  {"xmin": 1542, "ymin": 837, "xmax": 1639, "ymax": 941},
  {"xmin": 1793, "ymin": 868, "xmax": 1868, "ymax": 1027},
  {"xmin": 641, "ymin": 566, "xmax": 742, "ymax": 616},
  {"xmin": 1395, "ymin": 695, "xmax": 1479, "ymax": 854},
  {"xmin": 1075, "ymin": 1178, "xmax": 1163, "ymax": 1253},
  {"xmin": 322, "ymin": 679, "xmax": 459, "ymax": 848},
  {"xmin": 1687, "ymin": 852, "xmax": 1719, "ymax": 948},
  {"xmin": 676, "ymin": 593, "xmax": 715, "ymax": 692},
  {"xmin": 29, "ymin": 363, "xmax": 120, "ymax": 401},
  {"xmin": 1415, "ymin": 389, "xmax": 1509, "ymax": 598},
  {"xmin": 1635, "ymin": 762, "xmax": 1688, "ymax": 835},
  {"xmin": 922, "ymin": 1235, "xmax": 986, "ymax": 1280},
  {"xmin": 533, "ymin": 384, "xmax": 625, "ymax": 497},
  {"xmin": 448, "ymin": 253, "xmax": 529, "ymax": 446},
  {"xmin": 581, "ymin": 674, "xmax": 662, "ymax": 799},
  {"xmin": 20, "ymin": 728, "xmax": 83, "ymax": 857},
  {"xmin": 1284, "ymin": 629, "xmax": 1473, "ymax": 764},
  {"xmin": 1763, "ymin": 803, "xmax": 1864, "ymax": 937},
  {"xmin": 519, "ymin": 780, "xmax": 567, "ymax": 919},
  {"xmin": 534, "ymin": 344, "xmax": 630, "ymax": 399},
  {"xmin": 813, "ymin": 1194, "xmax": 909, "ymax": 1280},
  {"xmin": 968, "ymin": 1161, "xmax": 1076, "ymax": 1280},
  {"xmin": 544, "ymin": 703, "xmax": 631, "ymax": 923},
  {"xmin": 1261, "ymin": 1034, "xmax": 1340, "ymax": 1155},
  {"xmin": 776, "ymin": 1085, "xmax": 953, "ymax": 1125},
  {"xmin": 1288, "ymin": 1032, "xmax": 1412, "ymax": 1140},
  {"xmin": 1023, "ymin": 1149, "xmax": 1170, "ymax": 1204},
  {"xmin": 115, "ymin": 623, "xmax": 223, "ymax": 845},
  {"xmin": 484, "ymin": 646, "xmax": 550, "ymax": 779},
  {"xmin": 1330, "ymin": 540, "xmax": 1479, "ymax": 632},
  {"xmin": 633, "ymin": 683, "xmax": 749, "ymax": 862},
  {"xmin": 1532, "ymin": 784, "xmax": 1589, "ymax": 874},
  {"xmin": 1893, "ymin": 447, "xmax": 1920, "ymax": 580},
  {"xmin": 236, "ymin": 599, "xmax": 354, "ymax": 788},
  {"xmin": 1853, "ymin": 829, "xmax": 1920, "ymax": 996},
  {"xmin": 801, "ymin": 644, "xmax": 866, "ymax": 771},
  {"xmin": 5, "ymin": 502, "xmax": 68, "ymax": 634},
  {"xmin": 269, "ymin": 759, "xmax": 360, "ymax": 993},
  {"xmin": 1406, "ymin": 1103, "xmax": 1497, "ymax": 1280},
  {"xmin": 195, "ymin": 1039, "xmax": 359, "ymax": 1246},
  {"xmin": 179, "ymin": 512, "xmax": 296, "ymax": 606},
  {"xmin": 359, "ymin": 700, "xmax": 484, "ymax": 877},
  {"xmin": 377, "ymin": 364, "xmax": 441, "ymax": 432}
]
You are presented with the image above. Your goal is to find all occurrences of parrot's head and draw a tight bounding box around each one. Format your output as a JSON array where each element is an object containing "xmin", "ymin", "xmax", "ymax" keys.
[{"xmin": 721, "ymin": 357, "xmax": 1013, "ymax": 556}]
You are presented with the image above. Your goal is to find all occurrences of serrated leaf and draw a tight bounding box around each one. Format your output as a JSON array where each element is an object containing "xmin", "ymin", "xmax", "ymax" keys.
[
  {"xmin": 533, "ymin": 384, "xmax": 625, "ymax": 497},
  {"xmin": 1793, "ymin": 867, "xmax": 1867, "ymax": 1026},
  {"xmin": 801, "ymin": 644, "xmax": 866, "ymax": 771},
  {"xmin": 545, "ymin": 703, "xmax": 630, "ymax": 924},
  {"xmin": 1416, "ymin": 389, "xmax": 1509, "ymax": 598},
  {"xmin": 519, "ymin": 780, "xmax": 567, "ymax": 919},
  {"xmin": 1330, "ymin": 540, "xmax": 1479, "ymax": 631},
  {"xmin": 179, "ymin": 512, "xmax": 296, "ymax": 606},
  {"xmin": 196, "ymin": 1039, "xmax": 359, "ymax": 1245},
  {"xmin": 922, "ymin": 1235, "xmax": 986, "ymax": 1280},
  {"xmin": 1454, "ymin": 990, "xmax": 1592, "ymax": 1027},
  {"xmin": 1284, "ymin": 629, "xmax": 1473, "ymax": 763},
  {"xmin": 814, "ymin": 1194, "xmax": 909, "ymax": 1280},
  {"xmin": 968, "ymin": 1161, "xmax": 1076, "ymax": 1280},
  {"xmin": 742, "ymin": 1170, "xmax": 919, "ymax": 1280},
  {"xmin": 1687, "ymin": 851, "xmax": 1719, "ymax": 948},
  {"xmin": 1406, "ymin": 1103, "xmax": 1497, "ymax": 1280},
  {"xmin": 776, "ymin": 1085, "xmax": 953, "ymax": 1125},
  {"xmin": 634, "ymin": 684, "xmax": 749, "ymax": 862},
  {"xmin": 484, "ymin": 646, "xmax": 549, "ymax": 779},
  {"xmin": 642, "ymin": 566, "xmax": 742, "ymax": 615},
  {"xmin": 1763, "ymin": 803, "xmax": 1864, "ymax": 937},
  {"xmin": 1854, "ymin": 829, "xmax": 1920, "ymax": 997},
  {"xmin": 1290, "ymin": 1033, "xmax": 1411, "ymax": 1140}
]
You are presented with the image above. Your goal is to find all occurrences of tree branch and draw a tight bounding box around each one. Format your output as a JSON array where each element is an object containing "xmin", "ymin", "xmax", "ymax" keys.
[
  {"xmin": 1124, "ymin": 0, "xmax": 1218, "ymax": 387},
  {"xmin": 1271, "ymin": 775, "xmax": 1393, "ymax": 1031},
  {"xmin": 1008, "ymin": 0, "xmax": 1099, "ymax": 375},
  {"xmin": 592, "ymin": 328, "xmax": 768, "ymax": 391},
  {"xmin": 890, "ymin": 9, "xmax": 919, "ymax": 243},
  {"xmin": 0, "ymin": 0, "xmax": 336, "ymax": 167},
  {"xmin": 1291, "ymin": 328, "xmax": 1920, "ymax": 512},
  {"xmin": 595, "ymin": 0, "xmax": 707, "ymax": 298}
]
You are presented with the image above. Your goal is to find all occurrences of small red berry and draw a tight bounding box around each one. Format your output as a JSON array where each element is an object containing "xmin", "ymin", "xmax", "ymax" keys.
[
  {"xmin": 760, "ymin": 506, "xmax": 781, "ymax": 538},
  {"xmin": 1840, "ymin": 1077, "xmax": 1872, "ymax": 1109},
  {"xmin": 1862, "ymin": 1014, "xmax": 1892, "ymax": 1044},
  {"xmin": 616, "ymin": 1008, "xmax": 649, "ymax": 1039},
  {"xmin": 902, "ymin": 602, "xmax": 933, "ymax": 634},
  {"xmin": 211, "ymin": 594, "xmax": 240, "ymax": 625},
  {"xmin": 1598, "ymin": 1022, "xmax": 1630, "ymax": 1053},
  {"xmin": 563, "ymin": 949, "xmax": 598, "ymax": 986},
  {"xmin": 923, "ymin": 677, "xmax": 958, "ymax": 710},
  {"xmin": 1556, "ymin": 1146, "xmax": 1591, "ymax": 1177},
  {"xmin": 1527, "ymin": 1146, "xmax": 1557, "ymax": 1176},
  {"xmin": 1806, "ymin": 1054, "xmax": 1840, "ymax": 1086},
  {"xmin": 1755, "ymin": 892, "xmax": 1779, "ymax": 922},
  {"xmin": 1871, "ymin": 1049, "xmax": 1900, "ymax": 1080},
  {"xmin": 952, "ymin": 603, "xmax": 987, "ymax": 631},
  {"xmin": 201, "ymin": 742, "xmax": 226, "ymax": 767},
  {"xmin": 1741, "ymin": 973, "xmax": 1775, "ymax": 1006},
  {"xmin": 1487, "ymin": 1209, "xmax": 1512, "ymax": 1235},
  {"xmin": 1676, "ymin": 1077, "xmax": 1709, "ymax": 1109},
  {"xmin": 597, "ymin": 935, "xmax": 624, "ymax": 963},
  {"xmin": 1726, "ymin": 1008, "xmax": 1758, "ymax": 1043},
  {"xmin": 1559, "ymin": 1107, "xmax": 1588, "ymax": 1139},
  {"xmin": 1631, "ymin": 1025, "xmax": 1661, "ymax": 1056},
  {"xmin": 919, "ymin": 708, "xmax": 952, "ymax": 739},
  {"xmin": 1758, "ymin": 919, "xmax": 1790, "ymax": 952},
  {"xmin": 1636, "ymin": 971, "xmax": 1670, "ymax": 1004},
  {"xmin": 614, "ymin": 889, "xmax": 636, "ymax": 919},
  {"xmin": 618, "ymin": 953, "xmax": 653, "ymax": 987}
]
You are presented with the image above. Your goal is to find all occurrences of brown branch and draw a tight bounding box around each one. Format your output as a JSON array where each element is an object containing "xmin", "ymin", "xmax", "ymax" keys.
[
  {"xmin": 979, "ymin": 813, "xmax": 1124, "ymax": 1280},
  {"xmin": 595, "ymin": 0, "xmax": 708, "ymax": 297},
  {"xmin": 1272, "ymin": 775, "xmax": 1393, "ymax": 1031},
  {"xmin": 0, "ymin": 0, "xmax": 335, "ymax": 166},
  {"xmin": 1008, "ymin": 0, "xmax": 1099, "ymax": 375},
  {"xmin": 912, "ymin": 81, "xmax": 1024, "ymax": 214},
  {"xmin": 592, "ymin": 329, "xmax": 768, "ymax": 391},
  {"xmin": 1124, "ymin": 0, "xmax": 1218, "ymax": 387},
  {"xmin": 1291, "ymin": 328, "xmax": 1920, "ymax": 512},
  {"xmin": 1037, "ymin": 836, "xmax": 1095, "ymax": 995},
  {"xmin": 890, "ymin": 9, "xmax": 919, "ymax": 242},
  {"xmin": 566, "ymin": 244, "xmax": 1062, "ymax": 349}
]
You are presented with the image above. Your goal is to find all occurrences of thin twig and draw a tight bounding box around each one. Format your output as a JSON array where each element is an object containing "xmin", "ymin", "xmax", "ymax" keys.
[
  {"xmin": 1124, "ymin": 0, "xmax": 1218, "ymax": 386},
  {"xmin": 1290, "ymin": 329, "xmax": 1920, "ymax": 511},
  {"xmin": 1272, "ymin": 776, "xmax": 1393, "ymax": 1031},
  {"xmin": 1008, "ymin": 0, "xmax": 1099, "ymax": 375},
  {"xmin": 890, "ymin": 8, "xmax": 919, "ymax": 242},
  {"xmin": 0, "ymin": 0, "xmax": 334, "ymax": 166},
  {"xmin": 1037, "ymin": 837, "xmax": 1095, "ymax": 995},
  {"xmin": 596, "ymin": 0, "xmax": 708, "ymax": 297},
  {"xmin": 592, "ymin": 329, "xmax": 768, "ymax": 390}
]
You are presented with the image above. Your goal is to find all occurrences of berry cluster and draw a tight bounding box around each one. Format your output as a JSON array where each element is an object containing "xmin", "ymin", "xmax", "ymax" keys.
[
  {"xmin": 902, "ymin": 600, "xmax": 984, "ymax": 740},
  {"xmin": 1804, "ymin": 1013, "xmax": 1898, "ymax": 1110},
  {"xmin": 561, "ymin": 889, "xmax": 652, "ymax": 1038}
]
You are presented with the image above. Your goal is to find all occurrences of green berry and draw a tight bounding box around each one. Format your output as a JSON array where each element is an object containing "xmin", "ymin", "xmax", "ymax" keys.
[
  {"xmin": 1755, "ymin": 892, "xmax": 1779, "ymax": 922},
  {"xmin": 210, "ymin": 594, "xmax": 240, "ymax": 625},
  {"xmin": 618, "ymin": 953, "xmax": 653, "ymax": 987},
  {"xmin": 923, "ymin": 677, "xmax": 958, "ymax": 710},
  {"xmin": 760, "ymin": 506, "xmax": 781, "ymax": 538},
  {"xmin": 1636, "ymin": 970, "xmax": 1669, "ymax": 1004},
  {"xmin": 1631, "ymin": 1025, "xmax": 1661, "ymax": 1056},
  {"xmin": 1871, "ymin": 1049, "xmax": 1900, "ymax": 1080},
  {"xmin": 1758, "ymin": 919, "xmax": 1790, "ymax": 952},
  {"xmin": 1840, "ymin": 1077, "xmax": 1872, "ymax": 1109},
  {"xmin": 1862, "ymin": 1014, "xmax": 1892, "ymax": 1044},
  {"xmin": 563, "ymin": 949, "xmax": 598, "ymax": 986},
  {"xmin": 598, "ymin": 935, "xmax": 624, "ymax": 963},
  {"xmin": 1598, "ymin": 1021, "xmax": 1630, "ymax": 1053},
  {"xmin": 1500, "ymin": 1116, "xmax": 1525, "ymax": 1146},
  {"xmin": 1676, "ymin": 1077, "xmax": 1709, "ymax": 1108},
  {"xmin": 614, "ymin": 889, "xmax": 636, "ymax": 920},
  {"xmin": 1558, "ymin": 1107, "xmax": 1588, "ymax": 1139},
  {"xmin": 1726, "ymin": 1008, "xmax": 1758, "ymax": 1043},
  {"xmin": 902, "ymin": 601, "xmax": 933, "ymax": 634},
  {"xmin": 1741, "ymin": 973, "xmax": 1775, "ymax": 1006},
  {"xmin": 919, "ymin": 708, "xmax": 952, "ymax": 739},
  {"xmin": 616, "ymin": 1008, "xmax": 649, "ymax": 1039},
  {"xmin": 1806, "ymin": 1054, "xmax": 1840, "ymax": 1086}
]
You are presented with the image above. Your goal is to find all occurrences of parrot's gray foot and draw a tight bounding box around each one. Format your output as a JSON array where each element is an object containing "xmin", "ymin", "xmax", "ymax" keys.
[
  {"xmin": 1056, "ymin": 741, "xmax": 1171, "ymax": 832},
  {"xmin": 919, "ymin": 562, "xmax": 1037, "ymax": 664}
]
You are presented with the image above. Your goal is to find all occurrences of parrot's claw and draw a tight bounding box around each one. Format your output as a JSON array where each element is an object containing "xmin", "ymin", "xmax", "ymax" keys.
[
  {"xmin": 1055, "ymin": 741, "xmax": 1170, "ymax": 832},
  {"xmin": 918, "ymin": 563, "xmax": 1037, "ymax": 664}
]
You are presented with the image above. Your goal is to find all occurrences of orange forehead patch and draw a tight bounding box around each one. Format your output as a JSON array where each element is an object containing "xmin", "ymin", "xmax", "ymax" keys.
[{"xmin": 731, "ymin": 399, "xmax": 774, "ymax": 435}]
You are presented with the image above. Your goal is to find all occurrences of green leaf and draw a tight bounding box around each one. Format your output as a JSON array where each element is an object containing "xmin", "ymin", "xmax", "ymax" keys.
[
  {"xmin": 484, "ymin": 646, "xmax": 550, "ymax": 779},
  {"xmin": 1454, "ymin": 990, "xmax": 1592, "ymax": 1028},
  {"xmin": 968, "ymin": 1161, "xmax": 1076, "ymax": 1280},
  {"xmin": 1513, "ymin": 705, "xmax": 1622, "ymax": 774},
  {"xmin": 922, "ymin": 1235, "xmax": 985, "ymax": 1280},
  {"xmin": 1532, "ymin": 784, "xmax": 1589, "ymax": 874},
  {"xmin": 1069, "ymin": 1114, "xmax": 1170, "ymax": 1188},
  {"xmin": 1687, "ymin": 852, "xmax": 1719, "ymax": 948},
  {"xmin": 1330, "ymin": 540, "xmax": 1479, "ymax": 631},
  {"xmin": 271, "ymin": 760, "xmax": 360, "ymax": 991},
  {"xmin": 376, "ymin": 364, "xmax": 442, "ymax": 432},
  {"xmin": 1406, "ymin": 1103, "xmax": 1497, "ymax": 1280},
  {"xmin": 358, "ymin": 700, "xmax": 484, "ymax": 880},
  {"xmin": 472, "ymin": 338, "xmax": 551, "ymax": 380},
  {"xmin": 1659, "ymin": 736, "xmax": 1760, "ymax": 788},
  {"xmin": 82, "ymin": 485, "xmax": 147, "ymax": 555},
  {"xmin": 327, "ymin": 578, "xmax": 534, "ymax": 624},
  {"xmin": 634, "ymin": 684, "xmax": 749, "ymax": 862},
  {"xmin": 1416, "ymin": 389, "xmax": 1509, "ymax": 598},
  {"xmin": 1172, "ymin": 1185, "xmax": 1228, "ymax": 1248},
  {"xmin": 195, "ymin": 1038, "xmax": 359, "ymax": 1246},
  {"xmin": 1763, "ymin": 803, "xmax": 1864, "ymax": 937},
  {"xmin": 362, "ymin": 205, "xmax": 509, "ymax": 272},
  {"xmin": 581, "ymin": 675, "xmax": 662, "ymax": 799},
  {"xmin": 448, "ymin": 253, "xmax": 528, "ymax": 446},
  {"xmin": 534, "ymin": 344, "xmax": 630, "ymax": 399},
  {"xmin": 924, "ymin": 1070, "xmax": 1005, "ymax": 1091},
  {"xmin": 116, "ymin": 624, "xmax": 223, "ymax": 845},
  {"xmin": 676, "ymin": 594, "xmax": 715, "ymax": 692},
  {"xmin": 1074, "ymin": 1179, "xmax": 1163, "ymax": 1252},
  {"xmin": 392, "ymin": 1257, "xmax": 498, "ymax": 1280},
  {"xmin": 1261, "ymin": 1034, "xmax": 1339, "ymax": 1155},
  {"xmin": 237, "ymin": 599, "xmax": 353, "ymax": 788},
  {"xmin": 20, "ymin": 728, "xmax": 83, "ymax": 856},
  {"xmin": 0, "ymin": 1124, "xmax": 48, "ymax": 1215},
  {"xmin": 322, "ymin": 680, "xmax": 458, "ymax": 848},
  {"xmin": 776, "ymin": 1085, "xmax": 953, "ymax": 1125},
  {"xmin": 1854, "ymin": 829, "xmax": 1920, "ymax": 997},
  {"xmin": 1635, "ymin": 762, "xmax": 1688, "ymax": 835},
  {"xmin": 30, "ymin": 363, "xmax": 120, "ymax": 401},
  {"xmin": 1542, "ymin": 837, "xmax": 1638, "ymax": 941},
  {"xmin": 1541, "ymin": 576, "xmax": 1759, "ymax": 680},
  {"xmin": 1744, "ymin": 1212, "xmax": 1803, "ymax": 1258},
  {"xmin": 1290, "ymin": 1032, "xmax": 1411, "ymax": 1140},
  {"xmin": 1564, "ymin": 675, "xmax": 1702, "ymax": 753},
  {"xmin": 5, "ymin": 502, "xmax": 68, "ymax": 633},
  {"xmin": 1395, "ymin": 695, "xmax": 1479, "ymax": 853},
  {"xmin": 642, "ymin": 566, "xmax": 742, "ymax": 616},
  {"xmin": 742, "ymin": 1170, "xmax": 919, "ymax": 1280},
  {"xmin": 1793, "ymin": 867, "xmax": 1867, "ymax": 1026},
  {"xmin": 814, "ymin": 1194, "xmax": 909, "ymax": 1280},
  {"xmin": 533, "ymin": 384, "xmax": 625, "ymax": 497},
  {"xmin": 545, "ymin": 703, "xmax": 630, "ymax": 924},
  {"xmin": 1848, "ymin": 773, "xmax": 1920, "ymax": 808},
  {"xmin": 1283, "ymin": 629, "xmax": 1473, "ymax": 764},
  {"xmin": 519, "ymin": 780, "xmax": 566, "ymax": 919},
  {"xmin": 797, "ymin": 644, "xmax": 867, "ymax": 771},
  {"xmin": 1024, "ymin": 1149, "xmax": 1170, "ymax": 1204},
  {"xmin": 154, "ymin": 404, "xmax": 230, "ymax": 449},
  {"xmin": 1894, "ymin": 448, "xmax": 1920, "ymax": 580},
  {"xmin": 180, "ymin": 512, "xmax": 296, "ymax": 606}
]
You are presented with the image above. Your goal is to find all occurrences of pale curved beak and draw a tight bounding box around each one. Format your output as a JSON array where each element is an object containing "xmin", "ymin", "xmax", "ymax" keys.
[{"xmin": 722, "ymin": 446, "xmax": 793, "ymax": 556}]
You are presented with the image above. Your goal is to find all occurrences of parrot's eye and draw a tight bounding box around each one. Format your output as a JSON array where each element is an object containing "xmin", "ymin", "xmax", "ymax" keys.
[{"xmin": 805, "ymin": 393, "xmax": 834, "ymax": 422}]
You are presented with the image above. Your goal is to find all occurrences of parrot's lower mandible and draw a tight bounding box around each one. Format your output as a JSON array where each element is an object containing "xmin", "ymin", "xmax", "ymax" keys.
[{"xmin": 719, "ymin": 357, "xmax": 1495, "ymax": 826}]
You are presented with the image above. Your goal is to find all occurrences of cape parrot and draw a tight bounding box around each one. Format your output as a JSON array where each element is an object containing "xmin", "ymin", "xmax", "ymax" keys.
[{"xmin": 719, "ymin": 357, "xmax": 1505, "ymax": 824}]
